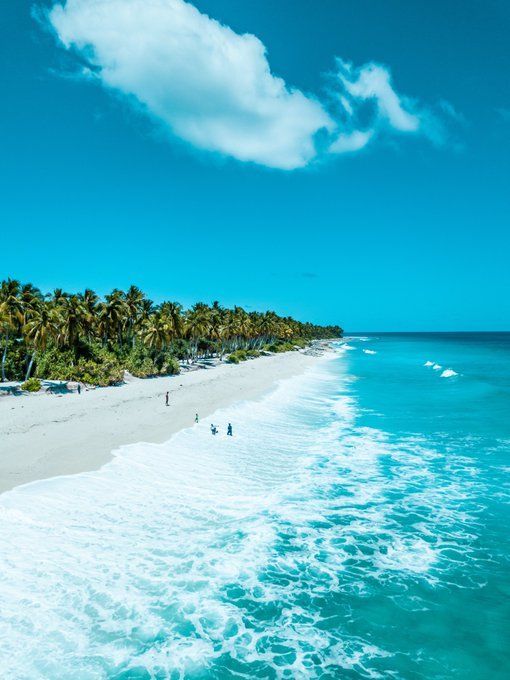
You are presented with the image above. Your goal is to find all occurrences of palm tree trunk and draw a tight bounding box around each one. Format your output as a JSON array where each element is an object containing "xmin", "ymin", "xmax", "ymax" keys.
[
  {"xmin": 25, "ymin": 351, "xmax": 35, "ymax": 382},
  {"xmin": 1, "ymin": 330, "xmax": 9, "ymax": 382}
]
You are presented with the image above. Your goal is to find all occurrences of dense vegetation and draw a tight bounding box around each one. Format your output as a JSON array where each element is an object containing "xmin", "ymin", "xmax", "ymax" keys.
[{"xmin": 0, "ymin": 279, "xmax": 342, "ymax": 386}]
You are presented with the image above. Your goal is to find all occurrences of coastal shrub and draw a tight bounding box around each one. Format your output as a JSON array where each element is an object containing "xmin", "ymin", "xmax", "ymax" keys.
[
  {"xmin": 124, "ymin": 344, "xmax": 158, "ymax": 378},
  {"xmin": 35, "ymin": 346, "xmax": 76, "ymax": 380},
  {"xmin": 228, "ymin": 349, "xmax": 256, "ymax": 363},
  {"xmin": 266, "ymin": 341, "xmax": 297, "ymax": 353},
  {"xmin": 159, "ymin": 355, "xmax": 180, "ymax": 376},
  {"xmin": 36, "ymin": 344, "xmax": 123, "ymax": 386},
  {"xmin": 1, "ymin": 338, "xmax": 28, "ymax": 381},
  {"xmin": 168, "ymin": 338, "xmax": 190, "ymax": 360},
  {"xmin": 225, "ymin": 348, "xmax": 262, "ymax": 362},
  {"xmin": 73, "ymin": 354, "xmax": 124, "ymax": 386},
  {"xmin": 21, "ymin": 377, "xmax": 41, "ymax": 392},
  {"xmin": 267, "ymin": 343, "xmax": 283, "ymax": 353},
  {"xmin": 126, "ymin": 355, "xmax": 156, "ymax": 378},
  {"xmin": 197, "ymin": 338, "xmax": 218, "ymax": 356}
]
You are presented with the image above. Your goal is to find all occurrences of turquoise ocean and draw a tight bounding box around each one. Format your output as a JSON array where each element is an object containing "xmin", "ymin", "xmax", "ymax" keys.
[{"xmin": 0, "ymin": 333, "xmax": 509, "ymax": 678}]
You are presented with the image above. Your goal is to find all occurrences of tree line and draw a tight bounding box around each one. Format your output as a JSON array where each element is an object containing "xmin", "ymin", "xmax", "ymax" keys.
[{"xmin": 0, "ymin": 279, "xmax": 342, "ymax": 386}]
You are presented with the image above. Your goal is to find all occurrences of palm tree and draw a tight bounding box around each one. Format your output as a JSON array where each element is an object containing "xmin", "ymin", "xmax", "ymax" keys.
[
  {"xmin": 209, "ymin": 301, "xmax": 226, "ymax": 357},
  {"xmin": 55, "ymin": 295, "xmax": 90, "ymax": 360},
  {"xmin": 256, "ymin": 311, "xmax": 278, "ymax": 346},
  {"xmin": 0, "ymin": 279, "xmax": 22, "ymax": 381},
  {"xmin": 20, "ymin": 283, "xmax": 43, "ymax": 310},
  {"xmin": 53, "ymin": 288, "xmax": 69, "ymax": 304},
  {"xmin": 160, "ymin": 301, "xmax": 184, "ymax": 338},
  {"xmin": 0, "ymin": 277, "xmax": 343, "ymax": 383},
  {"xmin": 228, "ymin": 306, "xmax": 252, "ymax": 350},
  {"xmin": 100, "ymin": 290, "xmax": 127, "ymax": 348},
  {"xmin": 140, "ymin": 312, "xmax": 173, "ymax": 352},
  {"xmin": 82, "ymin": 288, "xmax": 99, "ymax": 315},
  {"xmin": 185, "ymin": 303, "xmax": 212, "ymax": 359},
  {"xmin": 124, "ymin": 285, "xmax": 145, "ymax": 347},
  {"xmin": 23, "ymin": 302, "xmax": 58, "ymax": 381},
  {"xmin": 223, "ymin": 309, "xmax": 239, "ymax": 352},
  {"xmin": 81, "ymin": 289, "xmax": 99, "ymax": 342}
]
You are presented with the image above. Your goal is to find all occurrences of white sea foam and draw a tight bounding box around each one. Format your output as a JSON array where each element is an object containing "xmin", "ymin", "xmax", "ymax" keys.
[
  {"xmin": 440, "ymin": 368, "xmax": 458, "ymax": 378},
  {"xmin": 424, "ymin": 360, "xmax": 434, "ymax": 367},
  {"xmin": 432, "ymin": 363, "xmax": 442, "ymax": 370},
  {"xmin": 363, "ymin": 349, "xmax": 377, "ymax": 355}
]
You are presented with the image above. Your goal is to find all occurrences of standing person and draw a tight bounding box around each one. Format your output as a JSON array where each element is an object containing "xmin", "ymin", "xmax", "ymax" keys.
[
  {"xmin": 165, "ymin": 391, "xmax": 169, "ymax": 407},
  {"xmin": 227, "ymin": 423, "xmax": 233, "ymax": 436},
  {"xmin": 195, "ymin": 413, "xmax": 199, "ymax": 423},
  {"xmin": 77, "ymin": 383, "xmax": 81, "ymax": 395},
  {"xmin": 210, "ymin": 424, "xmax": 217, "ymax": 435}
]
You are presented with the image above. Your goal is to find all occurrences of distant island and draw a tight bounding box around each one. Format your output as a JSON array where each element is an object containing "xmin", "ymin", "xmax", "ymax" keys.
[{"xmin": 0, "ymin": 279, "xmax": 342, "ymax": 389}]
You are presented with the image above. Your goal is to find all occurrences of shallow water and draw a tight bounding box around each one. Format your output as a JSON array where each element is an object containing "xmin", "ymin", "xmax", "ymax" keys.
[{"xmin": 0, "ymin": 334, "xmax": 509, "ymax": 678}]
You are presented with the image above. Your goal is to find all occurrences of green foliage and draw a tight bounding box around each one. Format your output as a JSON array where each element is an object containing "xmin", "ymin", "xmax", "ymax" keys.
[
  {"xmin": 158, "ymin": 353, "xmax": 180, "ymax": 376},
  {"xmin": 268, "ymin": 344, "xmax": 282, "ymax": 352},
  {"xmin": 73, "ymin": 355, "xmax": 124, "ymax": 387},
  {"xmin": 36, "ymin": 343, "xmax": 123, "ymax": 386},
  {"xmin": 124, "ymin": 344, "xmax": 157, "ymax": 378},
  {"xmin": 35, "ymin": 346, "xmax": 76, "ymax": 380},
  {"xmin": 168, "ymin": 338, "xmax": 190, "ymax": 360},
  {"xmin": 124, "ymin": 345, "xmax": 180, "ymax": 377},
  {"xmin": 1, "ymin": 338, "xmax": 28, "ymax": 381},
  {"xmin": 126, "ymin": 356, "xmax": 156, "ymax": 378},
  {"xmin": 281, "ymin": 342, "xmax": 297, "ymax": 352},
  {"xmin": 197, "ymin": 337, "xmax": 218, "ymax": 354},
  {"xmin": 21, "ymin": 377, "xmax": 41, "ymax": 392},
  {"xmin": 1, "ymin": 278, "xmax": 342, "ymax": 388},
  {"xmin": 227, "ymin": 349, "xmax": 260, "ymax": 363},
  {"xmin": 266, "ymin": 341, "xmax": 296, "ymax": 353}
]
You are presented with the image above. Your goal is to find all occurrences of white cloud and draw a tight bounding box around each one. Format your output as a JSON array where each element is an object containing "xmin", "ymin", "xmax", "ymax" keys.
[
  {"xmin": 337, "ymin": 60, "xmax": 420, "ymax": 132},
  {"xmin": 329, "ymin": 130, "xmax": 373, "ymax": 154},
  {"xmin": 48, "ymin": 0, "xmax": 446, "ymax": 169}
]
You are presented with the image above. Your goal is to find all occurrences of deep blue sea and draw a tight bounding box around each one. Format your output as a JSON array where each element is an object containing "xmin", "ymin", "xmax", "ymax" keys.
[{"xmin": 0, "ymin": 333, "xmax": 509, "ymax": 678}]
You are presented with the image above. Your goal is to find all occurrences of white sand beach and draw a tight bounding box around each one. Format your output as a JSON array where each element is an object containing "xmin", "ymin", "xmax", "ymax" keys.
[{"xmin": 0, "ymin": 351, "xmax": 319, "ymax": 494}]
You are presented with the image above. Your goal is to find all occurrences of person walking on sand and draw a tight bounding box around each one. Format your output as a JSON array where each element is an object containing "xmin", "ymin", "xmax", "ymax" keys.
[
  {"xmin": 165, "ymin": 391, "xmax": 169, "ymax": 407},
  {"xmin": 77, "ymin": 384, "xmax": 81, "ymax": 395},
  {"xmin": 211, "ymin": 424, "xmax": 217, "ymax": 435},
  {"xmin": 227, "ymin": 423, "xmax": 233, "ymax": 436},
  {"xmin": 195, "ymin": 413, "xmax": 199, "ymax": 423}
]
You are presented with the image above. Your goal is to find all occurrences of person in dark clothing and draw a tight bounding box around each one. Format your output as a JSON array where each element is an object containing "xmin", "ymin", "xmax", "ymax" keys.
[
  {"xmin": 195, "ymin": 413, "xmax": 199, "ymax": 423},
  {"xmin": 227, "ymin": 423, "xmax": 233, "ymax": 436},
  {"xmin": 211, "ymin": 424, "xmax": 218, "ymax": 435},
  {"xmin": 165, "ymin": 391, "xmax": 169, "ymax": 406},
  {"xmin": 77, "ymin": 384, "xmax": 81, "ymax": 395}
]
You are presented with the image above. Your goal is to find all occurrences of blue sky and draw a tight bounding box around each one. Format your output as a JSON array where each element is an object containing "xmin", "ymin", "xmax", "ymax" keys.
[{"xmin": 1, "ymin": 0, "xmax": 509, "ymax": 330}]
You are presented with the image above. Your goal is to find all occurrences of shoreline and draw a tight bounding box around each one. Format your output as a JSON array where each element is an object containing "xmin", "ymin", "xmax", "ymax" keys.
[{"xmin": 0, "ymin": 350, "xmax": 328, "ymax": 495}]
